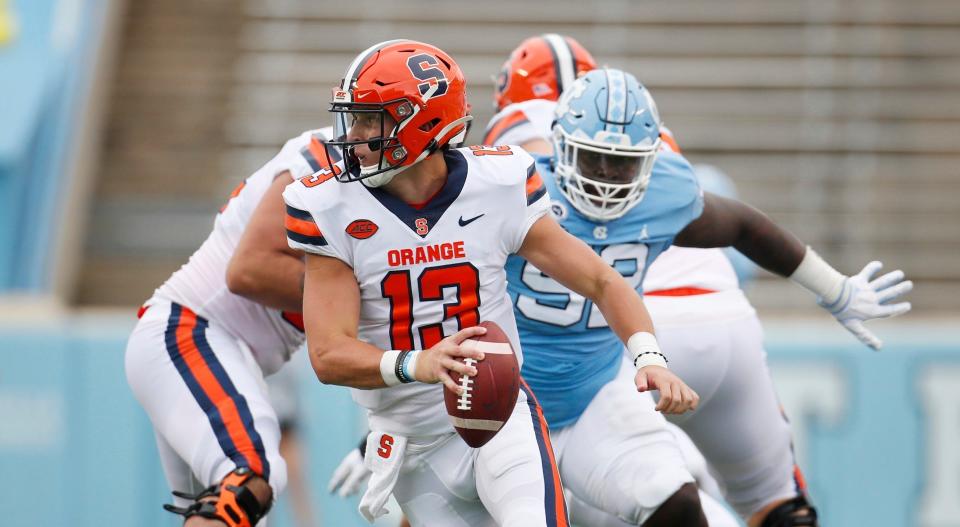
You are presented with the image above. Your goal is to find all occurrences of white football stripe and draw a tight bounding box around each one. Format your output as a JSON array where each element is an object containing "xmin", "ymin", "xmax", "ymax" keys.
[
  {"xmin": 543, "ymin": 33, "xmax": 575, "ymax": 94},
  {"xmin": 462, "ymin": 339, "xmax": 513, "ymax": 355},
  {"xmin": 449, "ymin": 416, "xmax": 505, "ymax": 431}
]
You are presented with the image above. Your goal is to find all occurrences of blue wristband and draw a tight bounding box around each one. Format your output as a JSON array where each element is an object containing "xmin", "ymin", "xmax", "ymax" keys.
[{"xmin": 401, "ymin": 350, "xmax": 419, "ymax": 382}]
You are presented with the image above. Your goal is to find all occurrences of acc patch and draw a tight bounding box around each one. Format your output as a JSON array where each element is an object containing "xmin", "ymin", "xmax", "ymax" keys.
[{"xmin": 346, "ymin": 219, "xmax": 379, "ymax": 239}]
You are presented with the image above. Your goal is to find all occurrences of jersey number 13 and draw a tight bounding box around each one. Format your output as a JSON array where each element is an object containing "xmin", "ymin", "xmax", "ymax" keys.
[{"xmin": 381, "ymin": 263, "xmax": 481, "ymax": 349}]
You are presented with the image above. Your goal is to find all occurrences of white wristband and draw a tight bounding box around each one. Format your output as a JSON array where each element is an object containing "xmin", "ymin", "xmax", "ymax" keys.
[
  {"xmin": 789, "ymin": 246, "xmax": 847, "ymax": 305},
  {"xmin": 627, "ymin": 332, "xmax": 667, "ymax": 370},
  {"xmin": 379, "ymin": 350, "xmax": 402, "ymax": 387}
]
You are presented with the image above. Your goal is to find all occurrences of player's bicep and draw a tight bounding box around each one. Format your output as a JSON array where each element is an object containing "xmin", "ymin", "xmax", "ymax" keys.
[
  {"xmin": 303, "ymin": 254, "xmax": 360, "ymax": 343},
  {"xmin": 673, "ymin": 192, "xmax": 748, "ymax": 248},
  {"xmin": 234, "ymin": 171, "xmax": 303, "ymax": 262},
  {"xmin": 517, "ymin": 215, "xmax": 610, "ymax": 299}
]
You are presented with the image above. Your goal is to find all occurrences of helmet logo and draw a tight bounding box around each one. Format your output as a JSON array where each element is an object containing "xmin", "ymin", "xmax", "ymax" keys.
[
  {"xmin": 532, "ymin": 83, "xmax": 552, "ymax": 97},
  {"xmin": 406, "ymin": 54, "xmax": 448, "ymax": 99},
  {"xmin": 495, "ymin": 67, "xmax": 509, "ymax": 96}
]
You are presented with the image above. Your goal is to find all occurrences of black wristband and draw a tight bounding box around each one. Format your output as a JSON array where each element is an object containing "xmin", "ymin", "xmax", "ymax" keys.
[
  {"xmin": 395, "ymin": 350, "xmax": 413, "ymax": 383},
  {"xmin": 357, "ymin": 434, "xmax": 368, "ymax": 458},
  {"xmin": 633, "ymin": 351, "xmax": 668, "ymax": 368}
]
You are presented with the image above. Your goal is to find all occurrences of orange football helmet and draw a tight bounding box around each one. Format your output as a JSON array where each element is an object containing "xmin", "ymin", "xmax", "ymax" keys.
[
  {"xmin": 493, "ymin": 34, "xmax": 597, "ymax": 112},
  {"xmin": 327, "ymin": 40, "xmax": 472, "ymax": 186}
]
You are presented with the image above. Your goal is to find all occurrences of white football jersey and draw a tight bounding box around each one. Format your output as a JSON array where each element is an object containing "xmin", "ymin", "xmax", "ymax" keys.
[
  {"xmin": 642, "ymin": 245, "xmax": 740, "ymax": 294},
  {"xmin": 483, "ymin": 99, "xmax": 558, "ymax": 146},
  {"xmin": 154, "ymin": 128, "xmax": 335, "ymax": 375},
  {"xmin": 284, "ymin": 145, "xmax": 551, "ymax": 436}
]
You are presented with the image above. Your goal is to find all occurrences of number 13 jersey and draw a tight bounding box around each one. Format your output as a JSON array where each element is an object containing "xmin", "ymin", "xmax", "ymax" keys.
[{"xmin": 284, "ymin": 146, "xmax": 550, "ymax": 436}]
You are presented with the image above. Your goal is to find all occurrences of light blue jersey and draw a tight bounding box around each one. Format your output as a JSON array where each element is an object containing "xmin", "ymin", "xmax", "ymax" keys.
[{"xmin": 507, "ymin": 150, "xmax": 703, "ymax": 428}]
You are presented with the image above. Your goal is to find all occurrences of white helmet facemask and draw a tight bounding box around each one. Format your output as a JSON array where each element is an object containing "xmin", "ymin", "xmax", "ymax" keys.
[{"xmin": 554, "ymin": 127, "xmax": 660, "ymax": 222}]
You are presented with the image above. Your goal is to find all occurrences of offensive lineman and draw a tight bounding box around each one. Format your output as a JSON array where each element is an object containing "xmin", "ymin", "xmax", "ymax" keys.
[
  {"xmin": 124, "ymin": 127, "xmax": 338, "ymax": 526},
  {"xmin": 284, "ymin": 39, "xmax": 698, "ymax": 527}
]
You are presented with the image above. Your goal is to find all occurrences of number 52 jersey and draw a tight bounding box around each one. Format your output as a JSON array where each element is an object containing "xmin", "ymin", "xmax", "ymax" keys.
[
  {"xmin": 283, "ymin": 146, "xmax": 551, "ymax": 436},
  {"xmin": 506, "ymin": 150, "xmax": 704, "ymax": 428}
]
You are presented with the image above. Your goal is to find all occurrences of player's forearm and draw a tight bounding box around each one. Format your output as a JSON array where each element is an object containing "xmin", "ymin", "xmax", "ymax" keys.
[
  {"xmin": 727, "ymin": 205, "xmax": 806, "ymax": 278},
  {"xmin": 308, "ymin": 334, "xmax": 390, "ymax": 389},
  {"xmin": 226, "ymin": 251, "xmax": 304, "ymax": 312}
]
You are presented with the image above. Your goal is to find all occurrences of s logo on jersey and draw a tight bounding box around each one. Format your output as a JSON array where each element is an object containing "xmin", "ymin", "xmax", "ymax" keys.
[
  {"xmin": 346, "ymin": 219, "xmax": 379, "ymax": 240},
  {"xmin": 415, "ymin": 217, "xmax": 429, "ymax": 236},
  {"xmin": 406, "ymin": 53, "xmax": 448, "ymax": 100}
]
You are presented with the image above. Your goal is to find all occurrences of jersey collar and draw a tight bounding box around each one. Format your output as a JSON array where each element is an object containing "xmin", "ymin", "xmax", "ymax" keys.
[{"xmin": 363, "ymin": 149, "xmax": 468, "ymax": 238}]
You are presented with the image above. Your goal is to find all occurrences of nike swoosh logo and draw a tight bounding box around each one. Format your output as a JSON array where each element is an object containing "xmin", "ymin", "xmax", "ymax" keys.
[{"xmin": 458, "ymin": 214, "xmax": 484, "ymax": 227}]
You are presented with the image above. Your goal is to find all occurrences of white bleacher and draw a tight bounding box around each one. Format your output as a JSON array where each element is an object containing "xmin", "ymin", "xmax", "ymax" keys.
[{"xmin": 82, "ymin": 0, "xmax": 960, "ymax": 312}]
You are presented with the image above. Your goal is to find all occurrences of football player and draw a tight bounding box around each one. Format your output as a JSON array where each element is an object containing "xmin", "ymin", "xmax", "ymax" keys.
[
  {"xmin": 124, "ymin": 125, "xmax": 341, "ymax": 527},
  {"xmin": 487, "ymin": 34, "xmax": 737, "ymax": 527},
  {"xmin": 284, "ymin": 40, "xmax": 698, "ymax": 527},
  {"xmin": 506, "ymin": 64, "xmax": 911, "ymax": 527}
]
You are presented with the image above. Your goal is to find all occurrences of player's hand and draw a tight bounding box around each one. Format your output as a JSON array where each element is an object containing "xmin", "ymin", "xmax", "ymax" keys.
[
  {"xmin": 415, "ymin": 326, "xmax": 487, "ymax": 394},
  {"xmin": 819, "ymin": 261, "xmax": 912, "ymax": 350},
  {"xmin": 636, "ymin": 365, "xmax": 700, "ymax": 414},
  {"xmin": 328, "ymin": 447, "xmax": 370, "ymax": 498}
]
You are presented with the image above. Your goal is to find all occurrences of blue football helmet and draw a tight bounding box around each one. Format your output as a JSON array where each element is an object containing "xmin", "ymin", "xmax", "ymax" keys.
[{"xmin": 552, "ymin": 68, "xmax": 661, "ymax": 221}]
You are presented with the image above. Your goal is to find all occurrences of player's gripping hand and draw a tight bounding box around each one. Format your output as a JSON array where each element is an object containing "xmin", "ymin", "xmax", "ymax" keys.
[
  {"xmin": 820, "ymin": 261, "xmax": 913, "ymax": 350},
  {"xmin": 415, "ymin": 326, "xmax": 487, "ymax": 394},
  {"xmin": 636, "ymin": 365, "xmax": 700, "ymax": 414},
  {"xmin": 328, "ymin": 447, "xmax": 370, "ymax": 498}
]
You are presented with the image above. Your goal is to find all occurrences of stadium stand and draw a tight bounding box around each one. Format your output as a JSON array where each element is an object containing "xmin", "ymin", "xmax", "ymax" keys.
[{"xmin": 80, "ymin": 0, "xmax": 960, "ymax": 313}]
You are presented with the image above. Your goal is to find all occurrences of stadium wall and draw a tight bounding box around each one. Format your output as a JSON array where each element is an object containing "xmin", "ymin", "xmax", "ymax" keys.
[
  {"xmin": 0, "ymin": 315, "xmax": 957, "ymax": 527},
  {"xmin": 0, "ymin": 0, "xmax": 122, "ymax": 297}
]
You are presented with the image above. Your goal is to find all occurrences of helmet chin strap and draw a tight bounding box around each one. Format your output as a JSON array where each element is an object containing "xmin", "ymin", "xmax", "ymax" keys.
[{"xmin": 360, "ymin": 115, "xmax": 474, "ymax": 188}]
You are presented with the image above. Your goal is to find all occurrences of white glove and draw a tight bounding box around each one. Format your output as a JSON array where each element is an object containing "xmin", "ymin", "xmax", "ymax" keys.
[
  {"xmin": 819, "ymin": 261, "xmax": 913, "ymax": 350},
  {"xmin": 328, "ymin": 448, "xmax": 371, "ymax": 498}
]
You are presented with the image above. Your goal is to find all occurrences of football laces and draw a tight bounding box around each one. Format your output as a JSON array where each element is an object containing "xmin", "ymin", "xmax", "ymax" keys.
[{"xmin": 457, "ymin": 358, "xmax": 476, "ymax": 410}]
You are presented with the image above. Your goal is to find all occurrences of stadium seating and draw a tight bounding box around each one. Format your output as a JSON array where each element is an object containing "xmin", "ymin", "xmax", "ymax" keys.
[{"xmin": 81, "ymin": 0, "xmax": 960, "ymax": 311}]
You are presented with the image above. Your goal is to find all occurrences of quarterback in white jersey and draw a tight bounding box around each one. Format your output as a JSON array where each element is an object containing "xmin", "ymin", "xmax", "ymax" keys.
[
  {"xmin": 286, "ymin": 40, "xmax": 697, "ymax": 527},
  {"xmin": 125, "ymin": 128, "xmax": 336, "ymax": 527}
]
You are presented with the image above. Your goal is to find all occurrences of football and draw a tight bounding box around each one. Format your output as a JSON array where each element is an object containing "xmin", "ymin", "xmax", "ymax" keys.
[{"xmin": 444, "ymin": 321, "xmax": 521, "ymax": 448}]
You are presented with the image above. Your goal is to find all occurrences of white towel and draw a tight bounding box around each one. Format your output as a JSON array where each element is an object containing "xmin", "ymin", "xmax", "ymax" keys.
[{"xmin": 359, "ymin": 430, "xmax": 408, "ymax": 523}]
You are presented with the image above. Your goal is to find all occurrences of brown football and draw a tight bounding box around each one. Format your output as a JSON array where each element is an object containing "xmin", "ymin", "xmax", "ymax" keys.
[{"xmin": 443, "ymin": 321, "xmax": 520, "ymax": 448}]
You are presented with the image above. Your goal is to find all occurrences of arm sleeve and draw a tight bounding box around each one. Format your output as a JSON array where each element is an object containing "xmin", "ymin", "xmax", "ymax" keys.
[
  {"xmin": 272, "ymin": 130, "xmax": 337, "ymax": 181},
  {"xmin": 282, "ymin": 185, "xmax": 344, "ymax": 262},
  {"xmin": 508, "ymin": 156, "xmax": 552, "ymax": 253}
]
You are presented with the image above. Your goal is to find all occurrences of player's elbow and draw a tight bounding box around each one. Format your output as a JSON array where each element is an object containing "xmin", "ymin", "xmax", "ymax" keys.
[
  {"xmin": 226, "ymin": 260, "xmax": 259, "ymax": 298},
  {"xmin": 308, "ymin": 339, "xmax": 341, "ymax": 385},
  {"xmin": 590, "ymin": 265, "xmax": 622, "ymax": 304}
]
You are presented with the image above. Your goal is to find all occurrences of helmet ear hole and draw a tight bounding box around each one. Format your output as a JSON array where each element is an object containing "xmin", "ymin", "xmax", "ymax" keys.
[{"xmin": 419, "ymin": 117, "xmax": 441, "ymax": 133}]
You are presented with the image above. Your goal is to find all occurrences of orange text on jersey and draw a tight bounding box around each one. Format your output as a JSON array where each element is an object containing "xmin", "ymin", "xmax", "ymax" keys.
[{"xmin": 387, "ymin": 241, "xmax": 466, "ymax": 268}]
